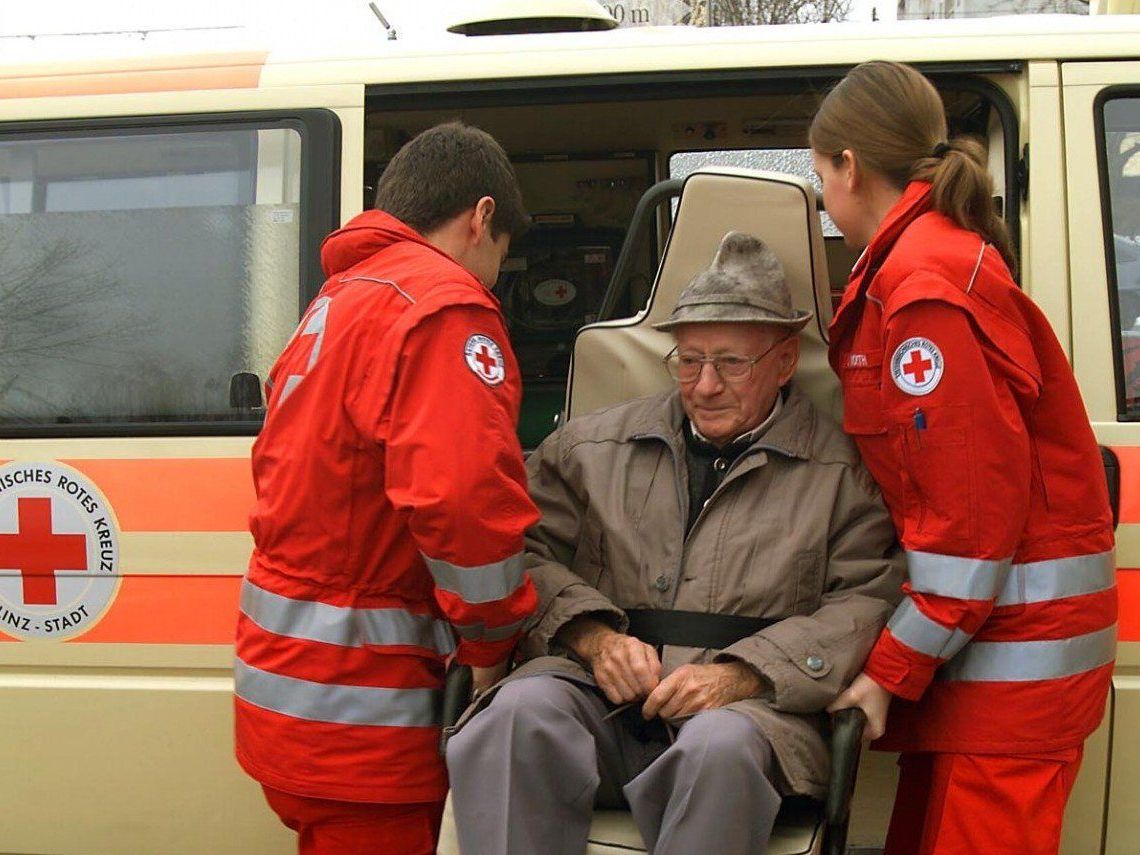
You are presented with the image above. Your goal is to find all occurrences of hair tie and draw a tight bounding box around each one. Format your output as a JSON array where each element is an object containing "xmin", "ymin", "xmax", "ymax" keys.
[{"xmin": 932, "ymin": 141, "xmax": 952, "ymax": 159}]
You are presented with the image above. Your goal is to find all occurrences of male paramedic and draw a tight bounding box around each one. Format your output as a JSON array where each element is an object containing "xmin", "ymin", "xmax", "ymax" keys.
[
  {"xmin": 233, "ymin": 121, "xmax": 539, "ymax": 854},
  {"xmin": 447, "ymin": 232, "xmax": 904, "ymax": 854}
]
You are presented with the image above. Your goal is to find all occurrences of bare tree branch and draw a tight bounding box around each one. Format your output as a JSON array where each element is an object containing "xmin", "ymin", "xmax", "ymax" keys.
[{"xmin": 695, "ymin": 0, "xmax": 852, "ymax": 25}]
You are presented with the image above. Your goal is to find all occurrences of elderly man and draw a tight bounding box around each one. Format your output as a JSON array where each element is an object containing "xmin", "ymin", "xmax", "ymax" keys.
[{"xmin": 447, "ymin": 232, "xmax": 903, "ymax": 855}]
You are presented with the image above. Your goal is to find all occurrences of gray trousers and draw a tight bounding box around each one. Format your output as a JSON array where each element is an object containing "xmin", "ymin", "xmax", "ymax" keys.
[{"xmin": 446, "ymin": 674, "xmax": 781, "ymax": 855}]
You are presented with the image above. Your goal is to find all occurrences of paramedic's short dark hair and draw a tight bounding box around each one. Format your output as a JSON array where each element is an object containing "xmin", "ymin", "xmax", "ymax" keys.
[{"xmin": 374, "ymin": 121, "xmax": 529, "ymax": 240}]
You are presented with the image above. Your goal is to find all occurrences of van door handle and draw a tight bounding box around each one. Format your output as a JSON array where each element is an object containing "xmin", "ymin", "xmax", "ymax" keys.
[{"xmin": 1101, "ymin": 446, "xmax": 1120, "ymax": 529}]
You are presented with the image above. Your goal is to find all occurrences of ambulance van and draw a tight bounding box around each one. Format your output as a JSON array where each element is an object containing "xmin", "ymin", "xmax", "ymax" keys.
[{"xmin": 0, "ymin": 4, "xmax": 1138, "ymax": 852}]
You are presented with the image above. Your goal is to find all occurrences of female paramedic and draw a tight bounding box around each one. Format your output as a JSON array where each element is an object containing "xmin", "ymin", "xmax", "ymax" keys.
[{"xmin": 813, "ymin": 60, "xmax": 1117, "ymax": 854}]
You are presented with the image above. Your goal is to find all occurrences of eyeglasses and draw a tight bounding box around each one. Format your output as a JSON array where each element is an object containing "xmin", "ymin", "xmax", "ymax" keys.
[{"xmin": 663, "ymin": 336, "xmax": 791, "ymax": 384}]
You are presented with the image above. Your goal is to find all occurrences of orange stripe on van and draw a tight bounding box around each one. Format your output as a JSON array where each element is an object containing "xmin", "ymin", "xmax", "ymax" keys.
[
  {"xmin": 1113, "ymin": 445, "xmax": 1140, "ymax": 525},
  {"xmin": 0, "ymin": 51, "xmax": 267, "ymax": 99},
  {"xmin": 74, "ymin": 575, "xmax": 240, "ymax": 644},
  {"xmin": 1118, "ymin": 569, "xmax": 1140, "ymax": 643},
  {"xmin": 0, "ymin": 575, "xmax": 240, "ymax": 645},
  {"xmin": 63, "ymin": 458, "xmax": 253, "ymax": 532}
]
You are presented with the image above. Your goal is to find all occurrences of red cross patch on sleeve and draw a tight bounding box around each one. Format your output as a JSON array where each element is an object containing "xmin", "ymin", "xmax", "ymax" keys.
[
  {"xmin": 463, "ymin": 334, "xmax": 506, "ymax": 386},
  {"xmin": 891, "ymin": 337, "xmax": 944, "ymax": 396}
]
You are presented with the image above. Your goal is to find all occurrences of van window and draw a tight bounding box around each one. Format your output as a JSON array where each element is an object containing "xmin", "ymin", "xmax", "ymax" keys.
[
  {"xmin": 0, "ymin": 113, "xmax": 339, "ymax": 435},
  {"xmin": 1101, "ymin": 95, "xmax": 1140, "ymax": 417},
  {"xmin": 669, "ymin": 148, "xmax": 840, "ymax": 236}
]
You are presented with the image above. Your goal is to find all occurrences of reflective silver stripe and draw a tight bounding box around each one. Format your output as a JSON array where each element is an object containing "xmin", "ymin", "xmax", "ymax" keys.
[
  {"xmin": 995, "ymin": 552, "xmax": 1115, "ymax": 607},
  {"xmin": 234, "ymin": 658, "xmax": 441, "ymax": 727},
  {"xmin": 888, "ymin": 599, "xmax": 972, "ymax": 660},
  {"xmin": 241, "ymin": 580, "xmax": 456, "ymax": 654},
  {"xmin": 453, "ymin": 616, "xmax": 528, "ymax": 643},
  {"xmin": 424, "ymin": 552, "xmax": 527, "ymax": 604},
  {"xmin": 907, "ymin": 551, "xmax": 1011, "ymax": 600},
  {"xmin": 939, "ymin": 625, "xmax": 1117, "ymax": 683}
]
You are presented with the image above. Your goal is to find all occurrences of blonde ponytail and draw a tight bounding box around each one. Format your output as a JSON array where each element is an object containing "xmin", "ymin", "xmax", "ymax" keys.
[{"xmin": 809, "ymin": 61, "xmax": 1016, "ymax": 275}]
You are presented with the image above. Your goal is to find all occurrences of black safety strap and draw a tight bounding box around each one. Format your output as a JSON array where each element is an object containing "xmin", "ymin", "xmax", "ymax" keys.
[{"xmin": 625, "ymin": 609, "xmax": 779, "ymax": 650}]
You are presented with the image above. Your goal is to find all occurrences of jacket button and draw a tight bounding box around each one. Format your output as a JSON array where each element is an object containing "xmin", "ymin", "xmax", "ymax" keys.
[
  {"xmin": 713, "ymin": 457, "xmax": 728, "ymax": 472},
  {"xmin": 654, "ymin": 574, "xmax": 671, "ymax": 592},
  {"xmin": 805, "ymin": 655, "xmax": 824, "ymax": 672}
]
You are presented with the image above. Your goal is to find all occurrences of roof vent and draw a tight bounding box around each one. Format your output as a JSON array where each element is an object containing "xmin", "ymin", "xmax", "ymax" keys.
[{"xmin": 447, "ymin": 0, "xmax": 618, "ymax": 36}]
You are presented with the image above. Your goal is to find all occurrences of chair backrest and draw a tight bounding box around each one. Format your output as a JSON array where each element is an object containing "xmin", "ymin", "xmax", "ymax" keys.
[{"xmin": 567, "ymin": 167, "xmax": 839, "ymax": 422}]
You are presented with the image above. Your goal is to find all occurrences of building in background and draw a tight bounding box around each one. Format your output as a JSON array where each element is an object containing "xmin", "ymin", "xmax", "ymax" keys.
[{"xmin": 898, "ymin": 0, "xmax": 1086, "ymax": 17}]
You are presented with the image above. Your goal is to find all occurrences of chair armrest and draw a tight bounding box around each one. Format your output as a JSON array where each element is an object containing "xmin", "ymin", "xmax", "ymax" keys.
[
  {"xmin": 440, "ymin": 662, "xmax": 474, "ymax": 756},
  {"xmin": 823, "ymin": 707, "xmax": 867, "ymax": 855}
]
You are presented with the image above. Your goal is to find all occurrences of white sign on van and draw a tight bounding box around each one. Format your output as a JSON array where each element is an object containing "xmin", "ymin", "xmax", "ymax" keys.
[{"xmin": 0, "ymin": 462, "xmax": 121, "ymax": 641}]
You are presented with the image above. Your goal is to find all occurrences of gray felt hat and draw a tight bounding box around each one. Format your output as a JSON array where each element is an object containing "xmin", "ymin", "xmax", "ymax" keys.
[{"xmin": 653, "ymin": 231, "xmax": 814, "ymax": 332}]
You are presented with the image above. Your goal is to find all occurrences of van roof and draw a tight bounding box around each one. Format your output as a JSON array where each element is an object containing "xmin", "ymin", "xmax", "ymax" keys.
[{"xmin": 1, "ymin": 14, "xmax": 1138, "ymax": 100}]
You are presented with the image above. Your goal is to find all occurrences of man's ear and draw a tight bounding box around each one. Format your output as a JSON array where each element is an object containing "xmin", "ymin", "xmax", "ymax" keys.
[
  {"xmin": 778, "ymin": 336, "xmax": 800, "ymax": 386},
  {"xmin": 472, "ymin": 196, "xmax": 496, "ymax": 244}
]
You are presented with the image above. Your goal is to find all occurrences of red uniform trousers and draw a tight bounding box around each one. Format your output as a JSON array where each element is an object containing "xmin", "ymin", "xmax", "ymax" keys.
[
  {"xmin": 884, "ymin": 748, "xmax": 1083, "ymax": 855},
  {"xmin": 262, "ymin": 786, "xmax": 444, "ymax": 855}
]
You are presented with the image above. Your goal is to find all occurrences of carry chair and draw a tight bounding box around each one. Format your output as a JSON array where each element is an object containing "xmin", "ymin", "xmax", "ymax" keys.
[{"xmin": 440, "ymin": 662, "xmax": 867, "ymax": 855}]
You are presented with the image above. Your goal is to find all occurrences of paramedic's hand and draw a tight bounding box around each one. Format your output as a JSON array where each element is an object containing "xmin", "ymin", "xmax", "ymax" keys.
[
  {"xmin": 560, "ymin": 616, "xmax": 661, "ymax": 704},
  {"xmin": 641, "ymin": 662, "xmax": 763, "ymax": 720},
  {"xmin": 472, "ymin": 660, "xmax": 510, "ymax": 695},
  {"xmin": 828, "ymin": 671, "xmax": 893, "ymax": 741}
]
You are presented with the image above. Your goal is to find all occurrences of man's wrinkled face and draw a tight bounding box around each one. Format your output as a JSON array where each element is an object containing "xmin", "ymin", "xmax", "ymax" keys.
[{"xmin": 674, "ymin": 322, "xmax": 799, "ymax": 446}]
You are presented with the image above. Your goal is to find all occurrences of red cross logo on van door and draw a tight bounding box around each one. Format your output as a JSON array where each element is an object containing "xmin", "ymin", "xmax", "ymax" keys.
[
  {"xmin": 0, "ymin": 497, "xmax": 88, "ymax": 606},
  {"xmin": 902, "ymin": 350, "xmax": 934, "ymax": 385}
]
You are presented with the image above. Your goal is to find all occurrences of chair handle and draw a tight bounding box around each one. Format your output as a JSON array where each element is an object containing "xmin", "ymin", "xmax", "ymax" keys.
[
  {"xmin": 823, "ymin": 707, "xmax": 867, "ymax": 855},
  {"xmin": 439, "ymin": 662, "xmax": 474, "ymax": 756}
]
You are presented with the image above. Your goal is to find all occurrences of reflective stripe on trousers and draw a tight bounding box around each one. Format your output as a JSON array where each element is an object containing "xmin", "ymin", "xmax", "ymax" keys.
[
  {"xmin": 240, "ymin": 579, "xmax": 456, "ymax": 654},
  {"xmin": 422, "ymin": 551, "xmax": 527, "ymax": 604},
  {"xmin": 906, "ymin": 551, "xmax": 1114, "ymax": 605},
  {"xmin": 234, "ymin": 658, "xmax": 442, "ymax": 727}
]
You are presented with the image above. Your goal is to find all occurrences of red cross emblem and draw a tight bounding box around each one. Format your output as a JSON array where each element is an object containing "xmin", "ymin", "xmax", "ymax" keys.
[
  {"xmin": 464, "ymin": 335, "xmax": 506, "ymax": 386},
  {"xmin": 475, "ymin": 345, "xmax": 499, "ymax": 377},
  {"xmin": 554, "ymin": 285, "xmax": 568, "ymax": 300},
  {"xmin": 902, "ymin": 350, "xmax": 934, "ymax": 384},
  {"xmin": 0, "ymin": 497, "xmax": 88, "ymax": 606},
  {"xmin": 891, "ymin": 337, "xmax": 944, "ymax": 396}
]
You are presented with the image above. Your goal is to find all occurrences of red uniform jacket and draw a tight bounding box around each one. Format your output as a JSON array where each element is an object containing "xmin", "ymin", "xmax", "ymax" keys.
[
  {"xmin": 829, "ymin": 182, "xmax": 1116, "ymax": 754},
  {"xmin": 234, "ymin": 211, "xmax": 539, "ymax": 803}
]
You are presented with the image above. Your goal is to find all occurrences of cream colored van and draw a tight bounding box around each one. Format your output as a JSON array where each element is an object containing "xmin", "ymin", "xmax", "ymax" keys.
[{"xmin": 1, "ymin": 5, "xmax": 1138, "ymax": 852}]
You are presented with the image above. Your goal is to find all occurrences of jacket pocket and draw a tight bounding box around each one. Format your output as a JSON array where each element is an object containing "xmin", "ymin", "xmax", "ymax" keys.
[
  {"xmin": 892, "ymin": 405, "xmax": 977, "ymax": 551},
  {"xmin": 571, "ymin": 513, "xmax": 606, "ymax": 589},
  {"xmin": 792, "ymin": 550, "xmax": 825, "ymax": 614},
  {"xmin": 841, "ymin": 361, "xmax": 887, "ymax": 436}
]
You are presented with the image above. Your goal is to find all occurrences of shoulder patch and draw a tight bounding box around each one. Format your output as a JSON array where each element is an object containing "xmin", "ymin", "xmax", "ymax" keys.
[
  {"xmin": 890, "ymin": 337, "xmax": 944, "ymax": 396},
  {"xmin": 464, "ymin": 334, "xmax": 506, "ymax": 386}
]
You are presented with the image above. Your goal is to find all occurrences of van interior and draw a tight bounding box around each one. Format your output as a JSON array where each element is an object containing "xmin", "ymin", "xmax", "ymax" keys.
[{"xmin": 362, "ymin": 73, "xmax": 1015, "ymax": 446}]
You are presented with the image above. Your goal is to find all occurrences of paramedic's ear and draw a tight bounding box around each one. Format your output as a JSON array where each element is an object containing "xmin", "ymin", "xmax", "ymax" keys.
[
  {"xmin": 839, "ymin": 149, "xmax": 860, "ymax": 192},
  {"xmin": 473, "ymin": 196, "xmax": 496, "ymax": 245}
]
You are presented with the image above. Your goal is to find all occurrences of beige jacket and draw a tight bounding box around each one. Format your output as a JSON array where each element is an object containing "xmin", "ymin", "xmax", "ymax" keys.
[{"xmin": 485, "ymin": 384, "xmax": 902, "ymax": 797}]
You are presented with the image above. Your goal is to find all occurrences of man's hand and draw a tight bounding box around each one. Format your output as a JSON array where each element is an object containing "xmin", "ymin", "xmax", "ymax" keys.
[
  {"xmin": 641, "ymin": 661, "xmax": 763, "ymax": 721},
  {"xmin": 827, "ymin": 672, "xmax": 893, "ymax": 741},
  {"xmin": 472, "ymin": 660, "xmax": 510, "ymax": 695},
  {"xmin": 558, "ymin": 617, "xmax": 661, "ymax": 704}
]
